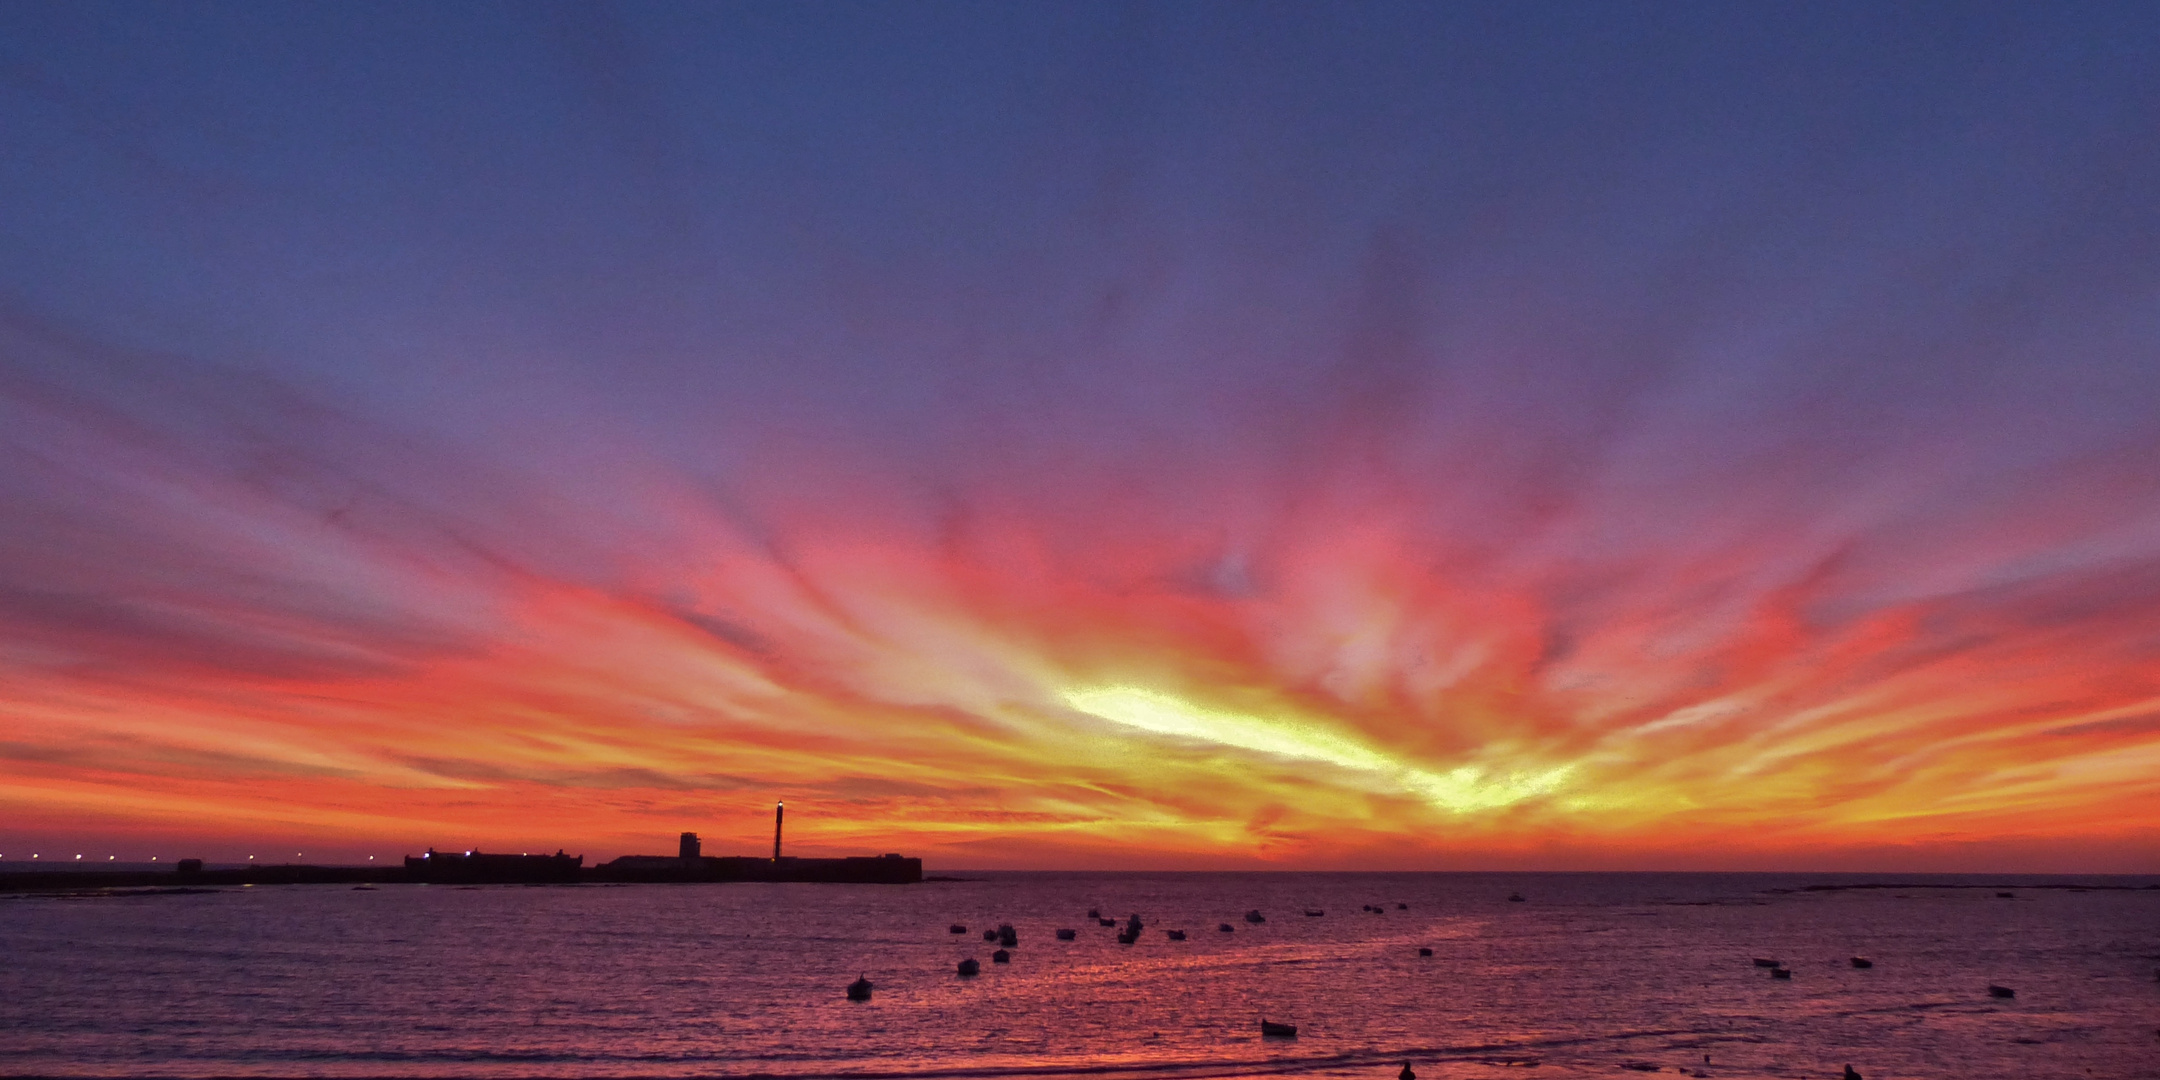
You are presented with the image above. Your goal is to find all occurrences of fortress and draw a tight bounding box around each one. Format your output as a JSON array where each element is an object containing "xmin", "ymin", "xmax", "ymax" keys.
[{"xmin": 593, "ymin": 803, "xmax": 922, "ymax": 884}]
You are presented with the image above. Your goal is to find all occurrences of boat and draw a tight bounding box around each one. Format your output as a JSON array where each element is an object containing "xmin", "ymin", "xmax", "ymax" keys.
[
  {"xmin": 1304, "ymin": 909, "xmax": 1324, "ymax": 917},
  {"xmin": 997, "ymin": 924, "xmax": 1018, "ymax": 947},
  {"xmin": 1098, "ymin": 916, "xmax": 1117, "ymax": 926},
  {"xmin": 1218, "ymin": 923, "xmax": 1234, "ymax": 932},
  {"xmin": 957, "ymin": 958, "xmax": 980, "ymax": 976},
  {"xmin": 982, "ymin": 929, "xmax": 998, "ymax": 940},
  {"xmin": 992, "ymin": 949, "xmax": 1011, "ymax": 963},
  {"xmin": 1752, "ymin": 958, "xmax": 1782, "ymax": 967},
  {"xmin": 1166, "ymin": 929, "xmax": 1186, "ymax": 941},
  {"xmin": 1245, "ymin": 909, "xmax": 1265, "ymax": 923},
  {"xmin": 1507, "ymin": 893, "xmax": 1525, "ymax": 902},
  {"xmin": 1418, "ymin": 947, "xmax": 1432, "ymax": 956},
  {"xmin": 846, "ymin": 974, "xmax": 872, "ymax": 1001},
  {"xmin": 949, "ymin": 923, "xmax": 966, "ymax": 934},
  {"xmin": 1088, "ymin": 908, "xmax": 1101, "ymax": 919},
  {"xmin": 1771, "ymin": 967, "xmax": 1792, "ymax": 979},
  {"xmin": 1850, "ymin": 957, "xmax": 1872, "ymax": 968},
  {"xmin": 1988, "ymin": 984, "xmax": 2015, "ymax": 998},
  {"xmin": 1396, "ymin": 902, "xmax": 1407, "ymax": 909},
  {"xmin": 1055, "ymin": 928, "xmax": 1077, "ymax": 940},
  {"xmin": 1260, "ymin": 1019, "xmax": 1298, "ymax": 1037}
]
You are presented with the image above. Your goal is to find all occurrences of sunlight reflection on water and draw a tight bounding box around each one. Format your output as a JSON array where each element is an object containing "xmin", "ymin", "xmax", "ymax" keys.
[{"xmin": 3, "ymin": 872, "xmax": 2156, "ymax": 1079}]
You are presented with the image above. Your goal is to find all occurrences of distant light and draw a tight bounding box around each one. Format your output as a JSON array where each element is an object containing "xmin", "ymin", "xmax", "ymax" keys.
[
  {"xmin": 466, "ymin": 850, "xmax": 472, "ymax": 856},
  {"xmin": 151, "ymin": 857, "xmax": 158, "ymax": 861},
  {"xmin": 368, "ymin": 855, "xmax": 375, "ymax": 861},
  {"xmin": 248, "ymin": 855, "xmax": 255, "ymax": 860},
  {"xmin": 108, "ymin": 855, "xmax": 115, "ymax": 860},
  {"xmin": 75, "ymin": 854, "xmax": 81, "ymax": 860},
  {"xmin": 31, "ymin": 854, "xmax": 37, "ymax": 859}
]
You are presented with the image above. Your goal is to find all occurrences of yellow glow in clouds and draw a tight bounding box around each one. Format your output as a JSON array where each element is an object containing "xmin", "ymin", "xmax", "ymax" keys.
[{"xmin": 1062, "ymin": 686, "xmax": 1571, "ymax": 812}]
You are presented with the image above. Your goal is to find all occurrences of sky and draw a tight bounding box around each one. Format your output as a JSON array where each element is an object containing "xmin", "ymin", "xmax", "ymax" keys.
[{"xmin": 2, "ymin": 2, "xmax": 2158, "ymax": 871}]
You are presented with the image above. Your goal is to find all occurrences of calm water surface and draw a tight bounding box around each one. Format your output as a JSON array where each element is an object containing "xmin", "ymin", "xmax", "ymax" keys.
[{"xmin": 3, "ymin": 872, "xmax": 2157, "ymax": 1079}]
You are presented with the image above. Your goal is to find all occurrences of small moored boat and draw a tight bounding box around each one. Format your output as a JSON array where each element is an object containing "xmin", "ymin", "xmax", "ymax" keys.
[
  {"xmin": 1260, "ymin": 1019, "xmax": 1298, "ymax": 1037},
  {"xmin": 1850, "ymin": 957, "xmax": 1872, "ymax": 969},
  {"xmin": 846, "ymin": 974, "xmax": 873, "ymax": 1000},
  {"xmin": 1988, "ymin": 984, "xmax": 2015, "ymax": 998},
  {"xmin": 1166, "ymin": 929, "xmax": 1186, "ymax": 941},
  {"xmin": 957, "ymin": 958, "xmax": 980, "ymax": 976},
  {"xmin": 1055, "ymin": 928, "xmax": 1077, "ymax": 940},
  {"xmin": 992, "ymin": 949, "xmax": 1011, "ymax": 963}
]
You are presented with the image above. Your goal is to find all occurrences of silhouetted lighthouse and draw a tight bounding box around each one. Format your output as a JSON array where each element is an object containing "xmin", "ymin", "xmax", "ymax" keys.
[{"xmin": 773, "ymin": 800, "xmax": 784, "ymax": 861}]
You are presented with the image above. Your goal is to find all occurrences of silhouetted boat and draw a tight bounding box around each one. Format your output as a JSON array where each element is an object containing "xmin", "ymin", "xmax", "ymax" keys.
[
  {"xmin": 1418, "ymin": 947, "xmax": 1433, "ymax": 956},
  {"xmin": 1055, "ymin": 928, "xmax": 1077, "ymax": 940},
  {"xmin": 982, "ymin": 929, "xmax": 998, "ymax": 940},
  {"xmin": 1753, "ymin": 958, "xmax": 1782, "ymax": 967},
  {"xmin": 1166, "ymin": 929, "xmax": 1186, "ymax": 940},
  {"xmin": 1098, "ymin": 916, "xmax": 1117, "ymax": 926},
  {"xmin": 1507, "ymin": 893, "xmax": 1525, "ymax": 902},
  {"xmin": 1260, "ymin": 1019, "xmax": 1298, "ymax": 1037},
  {"xmin": 997, "ymin": 924, "xmax": 1018, "ymax": 947},
  {"xmin": 1771, "ymin": 967, "xmax": 1792, "ymax": 979},
  {"xmin": 1396, "ymin": 902, "xmax": 1408, "ymax": 909},
  {"xmin": 1988, "ymin": 984, "xmax": 2015, "ymax": 998},
  {"xmin": 1304, "ymin": 909, "xmax": 1324, "ymax": 917},
  {"xmin": 1219, "ymin": 923, "xmax": 1234, "ymax": 932},
  {"xmin": 1245, "ymin": 909, "xmax": 1265, "ymax": 923},
  {"xmin": 1088, "ymin": 908, "xmax": 1101, "ymax": 919},
  {"xmin": 957, "ymin": 958, "xmax": 980, "ymax": 976},
  {"xmin": 846, "ymin": 974, "xmax": 872, "ymax": 1000},
  {"xmin": 1400, "ymin": 1063, "xmax": 1416, "ymax": 1080},
  {"xmin": 1843, "ymin": 1066, "xmax": 1862, "ymax": 1080},
  {"xmin": 949, "ymin": 924, "xmax": 966, "ymax": 934},
  {"xmin": 992, "ymin": 949, "xmax": 1010, "ymax": 963},
  {"xmin": 1996, "ymin": 891, "xmax": 2014, "ymax": 899},
  {"xmin": 1850, "ymin": 956, "xmax": 1873, "ymax": 968}
]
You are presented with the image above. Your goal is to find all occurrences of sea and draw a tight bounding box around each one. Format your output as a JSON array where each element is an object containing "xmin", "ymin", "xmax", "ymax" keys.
[{"xmin": 3, "ymin": 871, "xmax": 2157, "ymax": 1079}]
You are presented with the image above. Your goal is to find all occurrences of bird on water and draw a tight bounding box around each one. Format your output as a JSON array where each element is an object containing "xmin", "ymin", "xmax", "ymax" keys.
[
  {"xmin": 1399, "ymin": 1062, "xmax": 1416, "ymax": 1080},
  {"xmin": 1844, "ymin": 1066, "xmax": 1863, "ymax": 1080}
]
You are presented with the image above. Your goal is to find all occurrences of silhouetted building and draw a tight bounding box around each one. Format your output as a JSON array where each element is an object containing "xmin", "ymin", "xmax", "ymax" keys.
[
  {"xmin": 404, "ymin": 848, "xmax": 582, "ymax": 884},
  {"xmin": 679, "ymin": 832, "xmax": 700, "ymax": 859}
]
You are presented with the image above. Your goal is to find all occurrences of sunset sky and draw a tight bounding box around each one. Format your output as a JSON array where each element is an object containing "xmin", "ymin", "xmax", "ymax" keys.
[{"xmin": 3, "ymin": 3, "xmax": 2158, "ymax": 871}]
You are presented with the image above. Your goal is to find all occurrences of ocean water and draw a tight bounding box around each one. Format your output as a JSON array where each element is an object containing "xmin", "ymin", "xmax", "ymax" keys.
[{"xmin": 2, "ymin": 872, "xmax": 2156, "ymax": 1079}]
